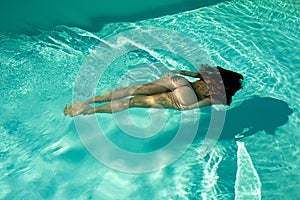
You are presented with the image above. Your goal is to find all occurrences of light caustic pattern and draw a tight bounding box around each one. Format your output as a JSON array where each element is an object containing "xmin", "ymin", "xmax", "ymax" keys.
[
  {"xmin": 235, "ymin": 141, "xmax": 262, "ymax": 200},
  {"xmin": 0, "ymin": 0, "xmax": 299, "ymax": 198},
  {"xmin": 73, "ymin": 27, "xmax": 227, "ymax": 173}
]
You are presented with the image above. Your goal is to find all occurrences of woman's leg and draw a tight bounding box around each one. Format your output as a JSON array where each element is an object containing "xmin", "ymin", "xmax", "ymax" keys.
[
  {"xmin": 86, "ymin": 77, "xmax": 174, "ymax": 104},
  {"xmin": 64, "ymin": 78, "xmax": 172, "ymax": 116},
  {"xmin": 87, "ymin": 93, "xmax": 179, "ymax": 114},
  {"xmin": 64, "ymin": 76, "xmax": 189, "ymax": 116}
]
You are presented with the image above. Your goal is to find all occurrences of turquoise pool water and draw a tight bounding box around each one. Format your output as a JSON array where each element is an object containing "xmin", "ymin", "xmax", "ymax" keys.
[{"xmin": 1, "ymin": 0, "xmax": 299, "ymax": 199}]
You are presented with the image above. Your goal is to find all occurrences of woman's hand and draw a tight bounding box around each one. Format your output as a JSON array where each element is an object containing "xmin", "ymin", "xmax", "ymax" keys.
[{"xmin": 164, "ymin": 72, "xmax": 173, "ymax": 78}]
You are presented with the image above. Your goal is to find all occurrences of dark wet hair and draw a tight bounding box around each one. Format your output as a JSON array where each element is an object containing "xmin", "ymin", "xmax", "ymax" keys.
[
  {"xmin": 199, "ymin": 65, "xmax": 244, "ymax": 105},
  {"xmin": 217, "ymin": 66, "xmax": 244, "ymax": 105}
]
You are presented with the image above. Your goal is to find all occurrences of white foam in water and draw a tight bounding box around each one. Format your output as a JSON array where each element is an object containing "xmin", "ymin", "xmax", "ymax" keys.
[
  {"xmin": 235, "ymin": 141, "xmax": 262, "ymax": 200},
  {"xmin": 201, "ymin": 149, "xmax": 223, "ymax": 200},
  {"xmin": 78, "ymin": 31, "xmax": 114, "ymax": 48}
]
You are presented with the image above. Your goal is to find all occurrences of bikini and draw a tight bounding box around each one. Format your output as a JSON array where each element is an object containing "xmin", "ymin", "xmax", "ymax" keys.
[
  {"xmin": 167, "ymin": 76, "xmax": 228, "ymax": 109},
  {"xmin": 166, "ymin": 76, "xmax": 208, "ymax": 109}
]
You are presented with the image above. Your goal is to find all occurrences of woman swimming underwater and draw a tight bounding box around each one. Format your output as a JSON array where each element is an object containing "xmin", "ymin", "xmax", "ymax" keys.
[{"xmin": 64, "ymin": 65, "xmax": 244, "ymax": 117}]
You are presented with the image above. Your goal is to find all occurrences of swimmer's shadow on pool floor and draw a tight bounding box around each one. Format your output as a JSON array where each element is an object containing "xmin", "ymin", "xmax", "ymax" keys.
[{"xmin": 218, "ymin": 96, "xmax": 293, "ymax": 140}]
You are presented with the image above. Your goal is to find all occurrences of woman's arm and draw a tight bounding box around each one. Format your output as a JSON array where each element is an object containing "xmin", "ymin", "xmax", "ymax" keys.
[
  {"xmin": 171, "ymin": 70, "xmax": 203, "ymax": 79},
  {"xmin": 181, "ymin": 98, "xmax": 211, "ymax": 110}
]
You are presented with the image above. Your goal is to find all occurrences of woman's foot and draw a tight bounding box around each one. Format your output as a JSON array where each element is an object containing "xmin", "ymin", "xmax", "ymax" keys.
[{"xmin": 64, "ymin": 101, "xmax": 93, "ymax": 117}]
